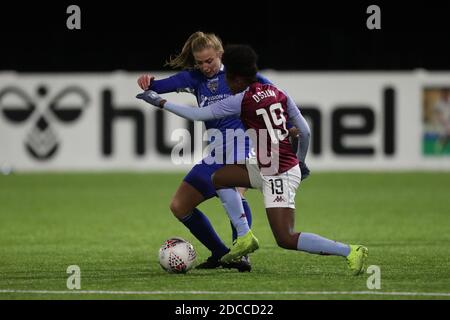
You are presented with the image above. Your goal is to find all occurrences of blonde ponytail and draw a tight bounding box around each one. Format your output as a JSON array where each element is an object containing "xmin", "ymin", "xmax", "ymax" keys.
[{"xmin": 166, "ymin": 31, "xmax": 224, "ymax": 70}]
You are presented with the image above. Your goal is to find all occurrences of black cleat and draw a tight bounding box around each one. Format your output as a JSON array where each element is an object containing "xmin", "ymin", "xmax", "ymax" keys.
[
  {"xmin": 195, "ymin": 256, "xmax": 222, "ymax": 269},
  {"xmin": 222, "ymin": 255, "xmax": 252, "ymax": 272}
]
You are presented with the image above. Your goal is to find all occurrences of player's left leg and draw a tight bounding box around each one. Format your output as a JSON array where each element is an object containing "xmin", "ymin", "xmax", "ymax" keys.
[
  {"xmin": 266, "ymin": 207, "xmax": 349, "ymax": 254},
  {"xmin": 265, "ymin": 207, "xmax": 368, "ymax": 275},
  {"xmin": 263, "ymin": 166, "xmax": 368, "ymax": 275}
]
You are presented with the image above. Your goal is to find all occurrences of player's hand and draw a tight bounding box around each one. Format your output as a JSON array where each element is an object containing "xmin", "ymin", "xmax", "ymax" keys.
[
  {"xmin": 288, "ymin": 127, "xmax": 299, "ymax": 138},
  {"xmin": 136, "ymin": 90, "xmax": 166, "ymax": 108},
  {"xmin": 137, "ymin": 74, "xmax": 155, "ymax": 90},
  {"xmin": 300, "ymin": 162, "xmax": 310, "ymax": 181}
]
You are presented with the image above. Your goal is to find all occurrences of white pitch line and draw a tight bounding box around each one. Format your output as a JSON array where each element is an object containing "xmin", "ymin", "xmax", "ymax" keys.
[{"xmin": 0, "ymin": 290, "xmax": 449, "ymax": 297}]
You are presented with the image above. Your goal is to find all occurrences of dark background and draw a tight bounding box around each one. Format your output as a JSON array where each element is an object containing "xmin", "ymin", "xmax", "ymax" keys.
[{"xmin": 1, "ymin": 0, "xmax": 450, "ymax": 72}]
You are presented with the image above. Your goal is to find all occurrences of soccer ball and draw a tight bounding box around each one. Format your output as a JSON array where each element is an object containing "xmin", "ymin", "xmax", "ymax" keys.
[{"xmin": 158, "ymin": 237, "xmax": 196, "ymax": 273}]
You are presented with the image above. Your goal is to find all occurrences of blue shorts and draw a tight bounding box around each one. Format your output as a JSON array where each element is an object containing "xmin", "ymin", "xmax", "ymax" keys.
[
  {"xmin": 184, "ymin": 131, "xmax": 251, "ymax": 199},
  {"xmin": 183, "ymin": 161, "xmax": 223, "ymax": 199}
]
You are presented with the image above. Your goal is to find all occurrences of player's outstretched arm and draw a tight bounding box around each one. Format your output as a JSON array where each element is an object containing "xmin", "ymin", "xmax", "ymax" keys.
[
  {"xmin": 136, "ymin": 90, "xmax": 242, "ymax": 121},
  {"xmin": 137, "ymin": 74, "xmax": 155, "ymax": 90},
  {"xmin": 137, "ymin": 71, "xmax": 197, "ymax": 94},
  {"xmin": 136, "ymin": 90, "xmax": 214, "ymax": 121}
]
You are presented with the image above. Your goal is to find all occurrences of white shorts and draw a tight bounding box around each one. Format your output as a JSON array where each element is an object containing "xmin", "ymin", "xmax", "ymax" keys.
[{"xmin": 246, "ymin": 159, "xmax": 301, "ymax": 209}]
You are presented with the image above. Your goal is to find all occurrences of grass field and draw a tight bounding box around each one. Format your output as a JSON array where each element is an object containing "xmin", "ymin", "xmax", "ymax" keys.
[{"xmin": 0, "ymin": 172, "xmax": 449, "ymax": 300}]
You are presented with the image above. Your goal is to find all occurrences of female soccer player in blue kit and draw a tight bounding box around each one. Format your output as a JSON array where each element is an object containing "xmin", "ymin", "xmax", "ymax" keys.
[{"xmin": 137, "ymin": 32, "xmax": 311, "ymax": 271}]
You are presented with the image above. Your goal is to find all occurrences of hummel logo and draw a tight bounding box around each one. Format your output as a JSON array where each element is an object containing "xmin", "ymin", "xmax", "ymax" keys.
[
  {"xmin": 0, "ymin": 85, "xmax": 89, "ymax": 160},
  {"xmin": 273, "ymin": 196, "xmax": 286, "ymax": 203}
]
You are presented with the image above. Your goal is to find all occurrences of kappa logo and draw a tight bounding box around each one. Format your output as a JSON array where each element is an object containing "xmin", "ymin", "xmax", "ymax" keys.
[
  {"xmin": 207, "ymin": 78, "xmax": 219, "ymax": 93},
  {"xmin": 0, "ymin": 85, "xmax": 89, "ymax": 160},
  {"xmin": 273, "ymin": 196, "xmax": 286, "ymax": 203}
]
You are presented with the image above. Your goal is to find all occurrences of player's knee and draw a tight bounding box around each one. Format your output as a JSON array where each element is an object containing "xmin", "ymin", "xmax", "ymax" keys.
[
  {"xmin": 275, "ymin": 238, "xmax": 291, "ymax": 249},
  {"xmin": 275, "ymin": 234, "xmax": 297, "ymax": 250},
  {"xmin": 169, "ymin": 199, "xmax": 188, "ymax": 219}
]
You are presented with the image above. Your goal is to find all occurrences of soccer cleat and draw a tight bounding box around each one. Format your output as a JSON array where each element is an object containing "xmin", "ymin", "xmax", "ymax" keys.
[
  {"xmin": 220, "ymin": 230, "xmax": 259, "ymax": 263},
  {"xmin": 222, "ymin": 255, "xmax": 252, "ymax": 272},
  {"xmin": 195, "ymin": 256, "xmax": 222, "ymax": 269},
  {"xmin": 346, "ymin": 244, "xmax": 369, "ymax": 275},
  {"xmin": 196, "ymin": 255, "xmax": 252, "ymax": 272}
]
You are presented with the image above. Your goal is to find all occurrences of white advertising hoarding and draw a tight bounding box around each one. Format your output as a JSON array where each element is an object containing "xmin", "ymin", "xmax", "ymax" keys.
[{"xmin": 0, "ymin": 71, "xmax": 449, "ymax": 171}]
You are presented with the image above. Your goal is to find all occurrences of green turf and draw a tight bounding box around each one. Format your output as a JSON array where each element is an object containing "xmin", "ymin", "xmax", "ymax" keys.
[{"xmin": 0, "ymin": 172, "xmax": 449, "ymax": 300}]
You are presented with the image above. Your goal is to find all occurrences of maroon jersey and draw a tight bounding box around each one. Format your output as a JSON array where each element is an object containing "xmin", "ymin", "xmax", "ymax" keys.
[{"xmin": 240, "ymin": 83, "xmax": 299, "ymax": 174}]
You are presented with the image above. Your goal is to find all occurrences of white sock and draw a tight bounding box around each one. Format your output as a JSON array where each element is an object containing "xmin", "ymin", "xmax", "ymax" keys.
[
  {"xmin": 216, "ymin": 188, "xmax": 249, "ymax": 237},
  {"xmin": 297, "ymin": 232, "xmax": 350, "ymax": 257}
]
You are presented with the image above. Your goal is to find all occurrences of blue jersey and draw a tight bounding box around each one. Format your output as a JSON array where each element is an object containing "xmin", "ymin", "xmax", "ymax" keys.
[{"xmin": 149, "ymin": 65, "xmax": 271, "ymax": 163}]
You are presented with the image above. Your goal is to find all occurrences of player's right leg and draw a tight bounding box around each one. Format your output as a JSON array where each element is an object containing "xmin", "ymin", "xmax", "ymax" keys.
[
  {"xmin": 176, "ymin": 162, "xmax": 251, "ymax": 271},
  {"xmin": 170, "ymin": 181, "xmax": 229, "ymax": 268},
  {"xmin": 212, "ymin": 164, "xmax": 260, "ymax": 263},
  {"xmin": 231, "ymin": 187, "xmax": 252, "ymax": 242}
]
